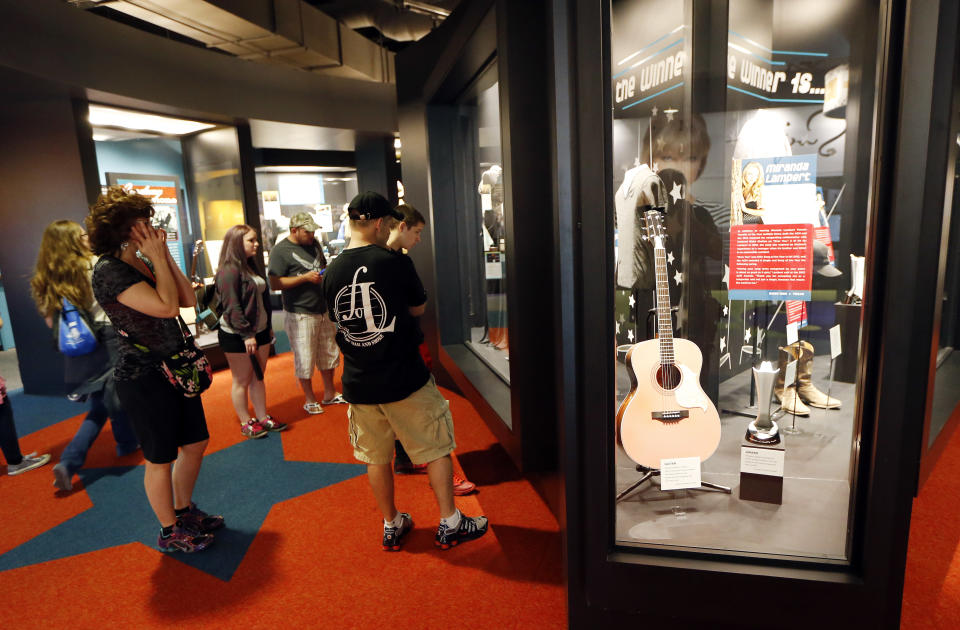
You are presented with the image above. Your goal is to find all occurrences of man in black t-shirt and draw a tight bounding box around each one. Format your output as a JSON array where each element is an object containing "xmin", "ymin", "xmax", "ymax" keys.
[{"xmin": 323, "ymin": 192, "xmax": 488, "ymax": 551}]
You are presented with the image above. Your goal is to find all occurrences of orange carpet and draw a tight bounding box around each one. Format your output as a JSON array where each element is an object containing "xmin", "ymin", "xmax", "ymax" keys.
[
  {"xmin": 0, "ymin": 353, "xmax": 564, "ymax": 629},
  {"xmin": 902, "ymin": 419, "xmax": 960, "ymax": 629}
]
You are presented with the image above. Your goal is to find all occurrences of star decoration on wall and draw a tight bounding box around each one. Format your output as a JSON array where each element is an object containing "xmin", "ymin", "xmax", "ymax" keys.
[
  {"xmin": 674, "ymin": 270, "xmax": 683, "ymax": 285},
  {"xmin": 651, "ymin": 106, "xmax": 659, "ymax": 117},
  {"xmin": 722, "ymin": 264, "xmax": 730, "ymax": 287},
  {"xmin": 720, "ymin": 336, "xmax": 726, "ymax": 352},
  {"xmin": 656, "ymin": 136, "xmax": 666, "ymax": 151},
  {"xmin": 666, "ymin": 109, "xmax": 676, "ymax": 121},
  {"xmin": 667, "ymin": 251, "xmax": 675, "ymax": 266},
  {"xmin": 723, "ymin": 305, "xmax": 729, "ymax": 317},
  {"xmin": 744, "ymin": 328, "xmax": 752, "ymax": 343},
  {"xmin": 669, "ymin": 182, "xmax": 683, "ymax": 204},
  {"xmin": 616, "ymin": 321, "xmax": 621, "ymax": 334},
  {"xmin": 628, "ymin": 294, "xmax": 636, "ymax": 308},
  {"xmin": 627, "ymin": 329, "xmax": 635, "ymax": 342}
]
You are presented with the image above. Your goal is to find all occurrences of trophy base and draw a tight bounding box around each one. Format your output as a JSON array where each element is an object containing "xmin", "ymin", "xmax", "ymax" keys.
[{"xmin": 745, "ymin": 420, "xmax": 780, "ymax": 445}]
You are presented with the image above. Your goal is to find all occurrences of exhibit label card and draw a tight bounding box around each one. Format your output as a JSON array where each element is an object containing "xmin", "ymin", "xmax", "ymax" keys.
[
  {"xmin": 741, "ymin": 446, "xmax": 785, "ymax": 477},
  {"xmin": 786, "ymin": 322, "xmax": 799, "ymax": 346},
  {"xmin": 728, "ymin": 224, "xmax": 814, "ymax": 300},
  {"xmin": 830, "ymin": 324, "xmax": 842, "ymax": 359},
  {"xmin": 784, "ymin": 359, "xmax": 797, "ymax": 388},
  {"xmin": 660, "ymin": 457, "xmax": 702, "ymax": 490}
]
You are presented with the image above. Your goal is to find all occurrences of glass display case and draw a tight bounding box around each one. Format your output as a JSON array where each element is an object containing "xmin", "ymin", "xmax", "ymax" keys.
[
  {"xmin": 610, "ymin": 0, "xmax": 879, "ymax": 561},
  {"xmin": 454, "ymin": 63, "xmax": 511, "ymax": 384}
]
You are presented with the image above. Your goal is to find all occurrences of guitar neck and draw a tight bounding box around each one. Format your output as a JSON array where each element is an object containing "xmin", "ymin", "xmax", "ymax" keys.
[{"xmin": 654, "ymin": 240, "xmax": 674, "ymax": 364}]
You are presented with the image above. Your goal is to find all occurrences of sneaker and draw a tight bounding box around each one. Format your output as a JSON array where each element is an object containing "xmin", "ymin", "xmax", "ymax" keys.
[
  {"xmin": 258, "ymin": 415, "xmax": 288, "ymax": 432},
  {"xmin": 435, "ymin": 513, "xmax": 489, "ymax": 550},
  {"xmin": 452, "ymin": 473, "xmax": 477, "ymax": 496},
  {"xmin": 382, "ymin": 512, "xmax": 414, "ymax": 551},
  {"xmin": 52, "ymin": 462, "xmax": 73, "ymax": 491},
  {"xmin": 180, "ymin": 502, "xmax": 225, "ymax": 533},
  {"xmin": 7, "ymin": 452, "xmax": 51, "ymax": 476},
  {"xmin": 241, "ymin": 419, "xmax": 268, "ymax": 439},
  {"xmin": 157, "ymin": 522, "xmax": 214, "ymax": 553}
]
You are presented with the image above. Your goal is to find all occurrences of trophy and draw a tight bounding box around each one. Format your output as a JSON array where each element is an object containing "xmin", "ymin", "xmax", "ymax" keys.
[{"xmin": 746, "ymin": 361, "xmax": 780, "ymax": 444}]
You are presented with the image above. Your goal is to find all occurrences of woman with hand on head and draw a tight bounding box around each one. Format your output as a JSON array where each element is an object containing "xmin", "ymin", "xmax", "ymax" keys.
[
  {"xmin": 214, "ymin": 224, "xmax": 284, "ymax": 439},
  {"xmin": 89, "ymin": 186, "xmax": 222, "ymax": 553},
  {"xmin": 30, "ymin": 220, "xmax": 139, "ymax": 492}
]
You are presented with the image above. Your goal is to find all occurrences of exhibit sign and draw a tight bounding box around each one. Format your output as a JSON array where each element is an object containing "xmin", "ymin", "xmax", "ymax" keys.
[
  {"xmin": 316, "ymin": 204, "xmax": 334, "ymax": 233},
  {"xmin": 261, "ymin": 191, "xmax": 281, "ymax": 220},
  {"xmin": 107, "ymin": 173, "xmax": 185, "ymax": 271},
  {"xmin": 729, "ymin": 155, "xmax": 817, "ymax": 300},
  {"xmin": 729, "ymin": 224, "xmax": 814, "ymax": 300}
]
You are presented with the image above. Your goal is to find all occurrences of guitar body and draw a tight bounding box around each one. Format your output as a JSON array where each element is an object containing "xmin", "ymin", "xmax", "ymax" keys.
[{"xmin": 616, "ymin": 338, "xmax": 722, "ymax": 468}]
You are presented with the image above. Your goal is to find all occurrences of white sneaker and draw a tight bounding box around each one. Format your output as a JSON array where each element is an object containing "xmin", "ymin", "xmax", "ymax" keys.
[{"xmin": 7, "ymin": 452, "xmax": 51, "ymax": 476}]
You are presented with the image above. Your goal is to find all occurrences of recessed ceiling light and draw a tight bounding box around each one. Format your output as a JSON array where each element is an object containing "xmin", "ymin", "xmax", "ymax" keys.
[{"xmin": 88, "ymin": 105, "xmax": 216, "ymax": 136}]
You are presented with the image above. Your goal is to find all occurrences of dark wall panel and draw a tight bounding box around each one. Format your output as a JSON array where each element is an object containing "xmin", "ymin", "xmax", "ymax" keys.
[
  {"xmin": 0, "ymin": 70, "xmax": 94, "ymax": 394},
  {"xmin": 355, "ymin": 133, "xmax": 400, "ymax": 206}
]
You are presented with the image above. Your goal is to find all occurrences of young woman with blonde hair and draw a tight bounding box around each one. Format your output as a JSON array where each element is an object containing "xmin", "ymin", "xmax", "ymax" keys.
[
  {"xmin": 215, "ymin": 224, "xmax": 284, "ymax": 438},
  {"xmin": 31, "ymin": 219, "xmax": 139, "ymax": 491}
]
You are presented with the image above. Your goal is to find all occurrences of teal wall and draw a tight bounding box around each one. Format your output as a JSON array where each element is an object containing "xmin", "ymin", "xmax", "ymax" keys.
[{"xmin": 94, "ymin": 138, "xmax": 192, "ymax": 269}]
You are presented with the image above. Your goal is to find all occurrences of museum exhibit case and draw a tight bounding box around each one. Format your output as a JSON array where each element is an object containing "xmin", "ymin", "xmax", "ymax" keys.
[
  {"xmin": 554, "ymin": 0, "xmax": 960, "ymax": 626},
  {"xmin": 609, "ymin": 0, "xmax": 870, "ymax": 561}
]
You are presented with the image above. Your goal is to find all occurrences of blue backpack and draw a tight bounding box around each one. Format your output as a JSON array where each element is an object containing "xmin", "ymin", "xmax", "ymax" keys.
[{"xmin": 58, "ymin": 297, "xmax": 99, "ymax": 357}]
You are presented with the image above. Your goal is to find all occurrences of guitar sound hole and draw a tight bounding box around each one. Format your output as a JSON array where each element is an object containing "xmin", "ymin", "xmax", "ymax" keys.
[{"xmin": 656, "ymin": 364, "xmax": 682, "ymax": 391}]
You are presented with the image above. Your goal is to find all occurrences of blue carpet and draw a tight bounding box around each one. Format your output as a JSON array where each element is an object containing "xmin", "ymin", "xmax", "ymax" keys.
[
  {"xmin": 0, "ymin": 434, "xmax": 365, "ymax": 581},
  {"xmin": 4, "ymin": 389, "xmax": 86, "ymax": 436}
]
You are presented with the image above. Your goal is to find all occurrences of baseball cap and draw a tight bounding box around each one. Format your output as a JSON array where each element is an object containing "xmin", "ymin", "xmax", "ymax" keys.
[
  {"xmin": 813, "ymin": 240, "xmax": 842, "ymax": 277},
  {"xmin": 289, "ymin": 212, "xmax": 319, "ymax": 231},
  {"xmin": 348, "ymin": 191, "xmax": 403, "ymax": 221}
]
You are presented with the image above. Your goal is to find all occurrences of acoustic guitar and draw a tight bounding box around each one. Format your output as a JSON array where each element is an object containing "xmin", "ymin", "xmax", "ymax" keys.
[{"xmin": 616, "ymin": 208, "xmax": 721, "ymax": 468}]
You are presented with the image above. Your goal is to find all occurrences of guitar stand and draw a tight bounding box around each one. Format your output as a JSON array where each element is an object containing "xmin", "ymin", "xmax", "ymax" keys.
[{"xmin": 616, "ymin": 465, "xmax": 731, "ymax": 503}]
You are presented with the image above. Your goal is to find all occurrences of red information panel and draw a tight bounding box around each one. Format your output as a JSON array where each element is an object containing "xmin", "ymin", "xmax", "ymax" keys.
[{"xmin": 729, "ymin": 224, "xmax": 813, "ymax": 300}]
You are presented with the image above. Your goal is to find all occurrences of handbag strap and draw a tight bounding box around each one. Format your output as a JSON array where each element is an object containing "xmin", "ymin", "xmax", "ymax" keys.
[{"xmin": 115, "ymin": 314, "xmax": 194, "ymax": 356}]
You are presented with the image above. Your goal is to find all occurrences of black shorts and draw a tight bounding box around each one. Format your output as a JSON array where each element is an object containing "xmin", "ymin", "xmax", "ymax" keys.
[
  {"xmin": 116, "ymin": 370, "xmax": 209, "ymax": 464},
  {"xmin": 218, "ymin": 328, "xmax": 272, "ymax": 354}
]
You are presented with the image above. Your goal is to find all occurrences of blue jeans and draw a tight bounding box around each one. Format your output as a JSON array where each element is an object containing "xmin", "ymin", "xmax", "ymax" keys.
[{"xmin": 58, "ymin": 390, "xmax": 139, "ymax": 475}]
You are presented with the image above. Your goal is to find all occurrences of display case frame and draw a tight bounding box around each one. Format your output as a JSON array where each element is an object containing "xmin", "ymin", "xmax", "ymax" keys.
[{"xmin": 553, "ymin": 0, "xmax": 958, "ymax": 626}]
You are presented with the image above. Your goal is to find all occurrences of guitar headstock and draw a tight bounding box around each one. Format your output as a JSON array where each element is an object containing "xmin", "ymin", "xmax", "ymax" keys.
[{"xmin": 641, "ymin": 206, "xmax": 667, "ymax": 248}]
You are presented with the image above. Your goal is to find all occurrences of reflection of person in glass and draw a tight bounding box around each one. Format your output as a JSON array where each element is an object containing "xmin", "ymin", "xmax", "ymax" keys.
[
  {"xmin": 477, "ymin": 164, "xmax": 504, "ymax": 247},
  {"xmin": 642, "ymin": 113, "xmax": 722, "ymax": 398}
]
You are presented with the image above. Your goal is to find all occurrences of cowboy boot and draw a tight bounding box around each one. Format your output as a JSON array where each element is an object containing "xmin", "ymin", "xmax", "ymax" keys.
[
  {"xmin": 774, "ymin": 345, "xmax": 810, "ymax": 416},
  {"xmin": 796, "ymin": 340, "xmax": 842, "ymax": 409}
]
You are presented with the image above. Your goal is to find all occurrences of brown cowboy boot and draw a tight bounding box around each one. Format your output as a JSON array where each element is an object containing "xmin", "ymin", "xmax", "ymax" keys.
[
  {"xmin": 796, "ymin": 340, "xmax": 841, "ymax": 409},
  {"xmin": 774, "ymin": 345, "xmax": 810, "ymax": 416}
]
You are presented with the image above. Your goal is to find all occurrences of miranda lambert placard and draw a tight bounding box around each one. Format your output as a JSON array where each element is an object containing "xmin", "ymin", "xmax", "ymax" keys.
[{"xmin": 729, "ymin": 156, "xmax": 818, "ymax": 301}]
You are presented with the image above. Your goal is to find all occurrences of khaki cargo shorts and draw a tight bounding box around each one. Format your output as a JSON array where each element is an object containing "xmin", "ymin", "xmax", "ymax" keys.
[{"xmin": 347, "ymin": 376, "xmax": 456, "ymax": 465}]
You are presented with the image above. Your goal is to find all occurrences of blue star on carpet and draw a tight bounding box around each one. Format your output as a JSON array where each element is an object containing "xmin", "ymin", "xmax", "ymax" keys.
[{"xmin": 0, "ymin": 435, "xmax": 365, "ymax": 581}]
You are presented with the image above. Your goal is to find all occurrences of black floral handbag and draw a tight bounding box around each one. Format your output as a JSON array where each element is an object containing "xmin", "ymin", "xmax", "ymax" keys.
[{"xmin": 118, "ymin": 316, "xmax": 212, "ymax": 398}]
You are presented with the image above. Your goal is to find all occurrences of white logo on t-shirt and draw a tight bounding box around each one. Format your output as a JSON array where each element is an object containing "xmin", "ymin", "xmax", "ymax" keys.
[{"xmin": 333, "ymin": 266, "xmax": 395, "ymax": 347}]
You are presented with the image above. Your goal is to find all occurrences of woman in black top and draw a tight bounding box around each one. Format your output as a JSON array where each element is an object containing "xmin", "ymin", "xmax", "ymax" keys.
[
  {"xmin": 89, "ymin": 187, "xmax": 222, "ymax": 553},
  {"xmin": 214, "ymin": 224, "xmax": 285, "ymax": 439}
]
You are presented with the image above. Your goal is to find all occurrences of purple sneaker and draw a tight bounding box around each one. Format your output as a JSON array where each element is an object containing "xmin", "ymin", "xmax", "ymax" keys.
[
  {"xmin": 179, "ymin": 502, "xmax": 225, "ymax": 533},
  {"xmin": 158, "ymin": 522, "xmax": 214, "ymax": 553}
]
